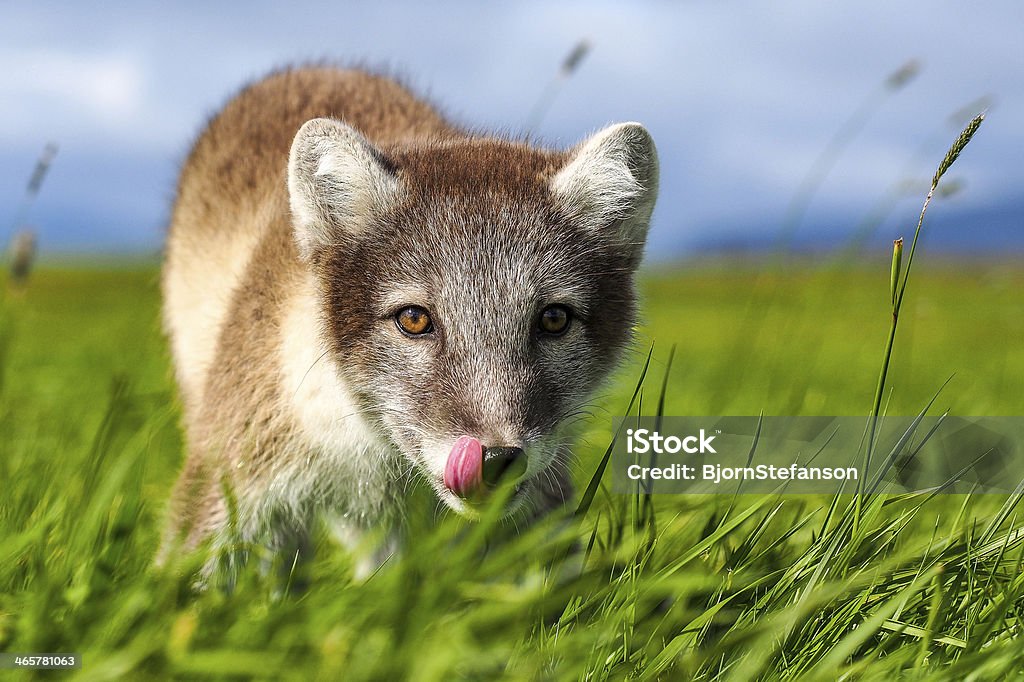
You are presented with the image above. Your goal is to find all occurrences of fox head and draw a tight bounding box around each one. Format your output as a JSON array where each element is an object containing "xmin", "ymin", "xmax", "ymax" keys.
[{"xmin": 287, "ymin": 119, "xmax": 658, "ymax": 516}]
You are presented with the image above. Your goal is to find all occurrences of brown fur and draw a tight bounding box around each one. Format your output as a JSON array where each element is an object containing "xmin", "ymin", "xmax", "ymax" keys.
[
  {"xmin": 164, "ymin": 67, "xmax": 457, "ymax": 415},
  {"xmin": 163, "ymin": 67, "xmax": 462, "ymax": 554}
]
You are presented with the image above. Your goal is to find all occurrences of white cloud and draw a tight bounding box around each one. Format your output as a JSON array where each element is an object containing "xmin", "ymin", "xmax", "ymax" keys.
[{"xmin": 0, "ymin": 48, "xmax": 144, "ymax": 125}]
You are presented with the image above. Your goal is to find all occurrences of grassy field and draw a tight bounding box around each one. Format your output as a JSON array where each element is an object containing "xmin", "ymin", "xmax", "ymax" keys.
[{"xmin": 1, "ymin": 257, "xmax": 1023, "ymax": 680}]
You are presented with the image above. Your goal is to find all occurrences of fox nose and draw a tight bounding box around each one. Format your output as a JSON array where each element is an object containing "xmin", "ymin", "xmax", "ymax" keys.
[{"xmin": 482, "ymin": 446, "xmax": 527, "ymax": 487}]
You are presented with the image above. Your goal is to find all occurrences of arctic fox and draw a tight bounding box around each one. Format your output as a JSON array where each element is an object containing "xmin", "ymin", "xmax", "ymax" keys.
[{"xmin": 160, "ymin": 66, "xmax": 658, "ymax": 575}]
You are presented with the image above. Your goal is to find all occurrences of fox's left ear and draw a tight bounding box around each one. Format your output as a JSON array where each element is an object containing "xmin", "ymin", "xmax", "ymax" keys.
[{"xmin": 551, "ymin": 122, "xmax": 659, "ymax": 266}]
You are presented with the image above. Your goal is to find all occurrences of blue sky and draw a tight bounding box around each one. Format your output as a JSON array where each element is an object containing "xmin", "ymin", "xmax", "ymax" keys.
[{"xmin": 1, "ymin": 1, "xmax": 1021, "ymax": 258}]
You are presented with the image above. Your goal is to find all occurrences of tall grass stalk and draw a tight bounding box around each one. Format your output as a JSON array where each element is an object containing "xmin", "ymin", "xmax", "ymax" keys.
[
  {"xmin": 525, "ymin": 39, "xmax": 591, "ymax": 133},
  {"xmin": 839, "ymin": 94, "xmax": 992, "ymax": 256},
  {"xmin": 777, "ymin": 59, "xmax": 920, "ymax": 248},
  {"xmin": 721, "ymin": 63, "xmax": 926, "ymax": 415},
  {"xmin": 856, "ymin": 113, "xmax": 986, "ymax": 527}
]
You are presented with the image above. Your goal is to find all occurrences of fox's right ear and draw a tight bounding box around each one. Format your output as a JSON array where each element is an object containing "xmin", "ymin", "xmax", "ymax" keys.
[{"xmin": 287, "ymin": 118, "xmax": 401, "ymax": 260}]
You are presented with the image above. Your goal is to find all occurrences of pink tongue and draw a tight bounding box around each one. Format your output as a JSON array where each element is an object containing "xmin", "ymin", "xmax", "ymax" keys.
[{"xmin": 444, "ymin": 435, "xmax": 483, "ymax": 497}]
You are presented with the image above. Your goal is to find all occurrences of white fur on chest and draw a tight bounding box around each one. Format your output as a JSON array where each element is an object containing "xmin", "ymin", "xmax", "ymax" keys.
[{"xmin": 269, "ymin": 276, "xmax": 398, "ymax": 527}]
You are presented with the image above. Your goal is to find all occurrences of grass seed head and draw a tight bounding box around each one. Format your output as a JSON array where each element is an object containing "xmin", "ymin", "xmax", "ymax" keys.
[
  {"xmin": 885, "ymin": 59, "xmax": 922, "ymax": 90},
  {"xmin": 933, "ymin": 113, "xmax": 985, "ymax": 189}
]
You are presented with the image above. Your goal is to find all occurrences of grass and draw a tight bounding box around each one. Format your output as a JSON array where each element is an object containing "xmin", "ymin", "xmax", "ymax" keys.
[{"xmin": 1, "ymin": 246, "xmax": 1023, "ymax": 679}]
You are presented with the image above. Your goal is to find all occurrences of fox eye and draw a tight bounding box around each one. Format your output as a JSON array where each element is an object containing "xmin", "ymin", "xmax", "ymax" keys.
[
  {"xmin": 396, "ymin": 306, "xmax": 433, "ymax": 336},
  {"xmin": 538, "ymin": 304, "xmax": 571, "ymax": 336}
]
